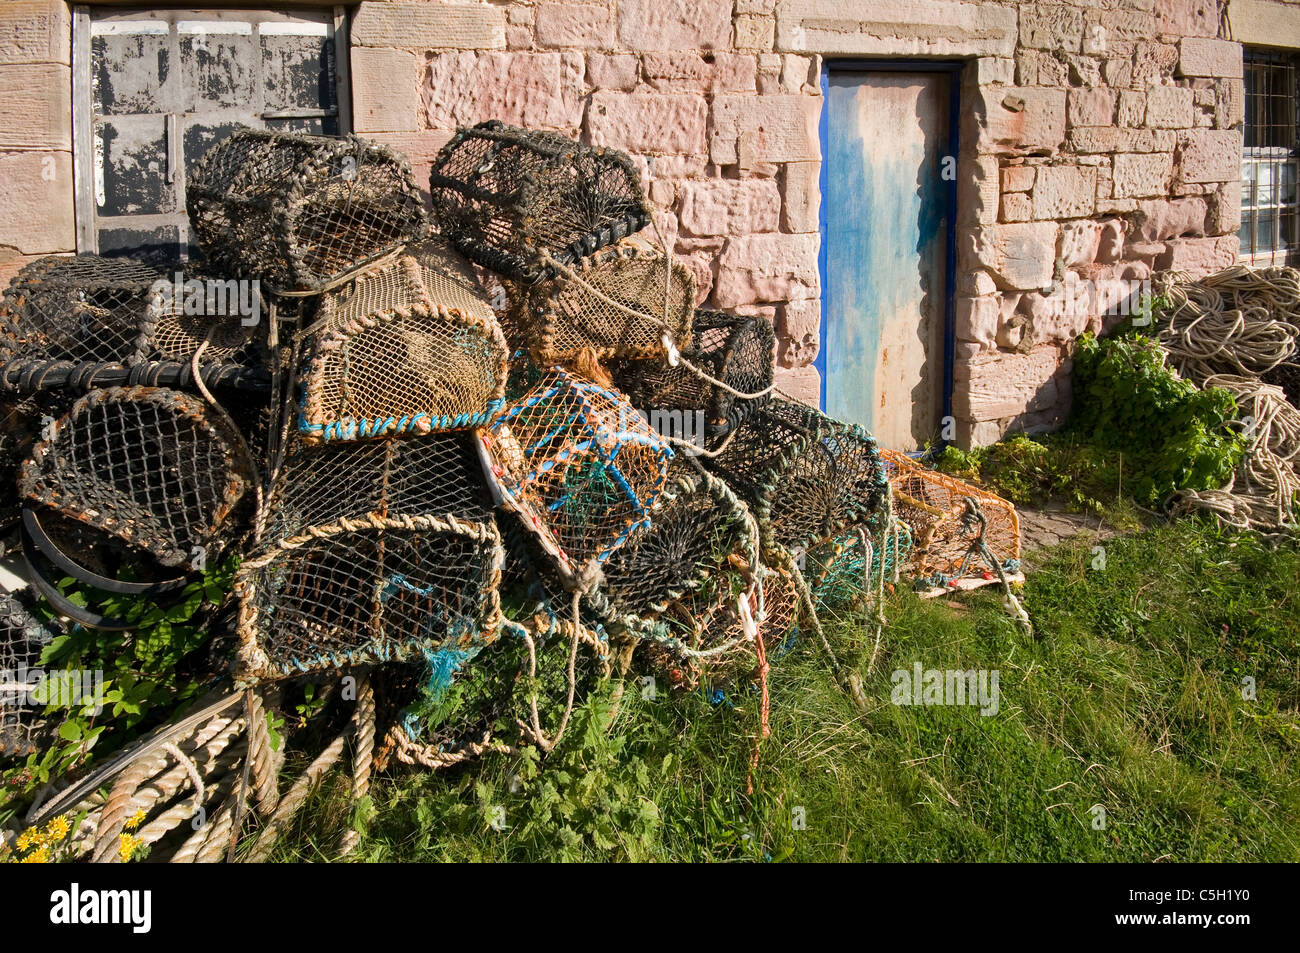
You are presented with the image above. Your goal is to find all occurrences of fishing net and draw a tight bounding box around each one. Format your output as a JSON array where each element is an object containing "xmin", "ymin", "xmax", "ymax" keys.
[
  {"xmin": 802, "ymin": 522, "xmax": 913, "ymax": 611},
  {"xmin": 262, "ymin": 432, "xmax": 493, "ymax": 543},
  {"xmin": 879, "ymin": 449, "xmax": 1021, "ymax": 586},
  {"xmin": 612, "ymin": 309, "xmax": 774, "ymax": 445},
  {"xmin": 0, "ymin": 393, "xmax": 65, "ymax": 526},
  {"xmin": 18, "ymin": 386, "xmax": 255, "ymax": 569},
  {"xmin": 0, "ymin": 255, "xmax": 161, "ymax": 366},
  {"xmin": 298, "ymin": 239, "xmax": 508, "ymax": 443},
  {"xmin": 480, "ymin": 368, "xmax": 672, "ymax": 585},
  {"xmin": 512, "ymin": 238, "xmax": 695, "ymax": 363},
  {"xmin": 0, "ymin": 256, "xmax": 270, "ymax": 398},
  {"xmin": 429, "ymin": 120, "xmax": 651, "ymax": 282},
  {"xmin": 704, "ymin": 399, "xmax": 890, "ymax": 553},
  {"xmin": 0, "ymin": 588, "xmax": 66, "ymax": 756},
  {"xmin": 235, "ymin": 433, "xmax": 502, "ymax": 680},
  {"xmin": 188, "ymin": 128, "xmax": 427, "ymax": 292},
  {"xmin": 595, "ymin": 463, "xmax": 755, "ymax": 620},
  {"xmin": 647, "ymin": 561, "xmax": 796, "ymax": 690}
]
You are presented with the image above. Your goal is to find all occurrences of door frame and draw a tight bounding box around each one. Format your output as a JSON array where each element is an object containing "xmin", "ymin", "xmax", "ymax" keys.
[
  {"xmin": 71, "ymin": 4, "xmax": 353, "ymax": 255},
  {"xmin": 817, "ymin": 59, "xmax": 962, "ymax": 449}
]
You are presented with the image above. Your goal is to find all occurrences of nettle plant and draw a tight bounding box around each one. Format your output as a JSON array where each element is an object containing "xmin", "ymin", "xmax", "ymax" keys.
[{"xmin": 1069, "ymin": 330, "xmax": 1246, "ymax": 506}]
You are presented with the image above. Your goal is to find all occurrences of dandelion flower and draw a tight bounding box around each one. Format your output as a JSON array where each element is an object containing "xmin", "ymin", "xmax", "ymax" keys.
[
  {"xmin": 118, "ymin": 833, "xmax": 141, "ymax": 863},
  {"xmin": 20, "ymin": 846, "xmax": 49, "ymax": 864},
  {"xmin": 125, "ymin": 809, "xmax": 146, "ymax": 831}
]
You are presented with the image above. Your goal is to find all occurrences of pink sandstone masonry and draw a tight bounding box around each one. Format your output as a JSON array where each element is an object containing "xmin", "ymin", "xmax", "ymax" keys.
[{"xmin": 0, "ymin": 0, "xmax": 1288, "ymax": 447}]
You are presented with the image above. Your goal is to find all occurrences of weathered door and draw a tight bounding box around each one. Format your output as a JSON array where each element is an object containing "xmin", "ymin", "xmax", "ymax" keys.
[
  {"xmin": 823, "ymin": 69, "xmax": 954, "ymax": 450},
  {"xmin": 73, "ymin": 6, "xmax": 349, "ymax": 262}
]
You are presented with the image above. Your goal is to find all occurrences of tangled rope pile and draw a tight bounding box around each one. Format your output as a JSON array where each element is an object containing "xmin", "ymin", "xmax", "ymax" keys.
[
  {"xmin": 1156, "ymin": 266, "xmax": 1300, "ymax": 382},
  {"xmin": 1155, "ymin": 266, "xmax": 1300, "ymax": 533}
]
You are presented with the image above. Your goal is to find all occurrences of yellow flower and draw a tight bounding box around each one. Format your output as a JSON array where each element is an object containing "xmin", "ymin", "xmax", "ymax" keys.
[
  {"xmin": 20, "ymin": 846, "xmax": 49, "ymax": 864},
  {"xmin": 118, "ymin": 833, "xmax": 141, "ymax": 863},
  {"xmin": 46, "ymin": 816, "xmax": 71, "ymax": 841},
  {"xmin": 15, "ymin": 830, "xmax": 33, "ymax": 851},
  {"xmin": 124, "ymin": 809, "xmax": 146, "ymax": 831}
]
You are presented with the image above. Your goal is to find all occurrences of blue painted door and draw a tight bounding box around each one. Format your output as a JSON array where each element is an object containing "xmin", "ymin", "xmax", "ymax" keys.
[{"xmin": 823, "ymin": 70, "xmax": 952, "ymax": 450}]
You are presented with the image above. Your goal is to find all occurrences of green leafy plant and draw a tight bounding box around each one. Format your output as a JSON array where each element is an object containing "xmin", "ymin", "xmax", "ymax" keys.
[
  {"xmin": 1068, "ymin": 332, "xmax": 1246, "ymax": 505},
  {"xmin": 0, "ymin": 556, "xmax": 236, "ymax": 832}
]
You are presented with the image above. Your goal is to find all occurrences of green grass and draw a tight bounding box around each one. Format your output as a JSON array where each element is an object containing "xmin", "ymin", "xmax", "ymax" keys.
[{"xmin": 275, "ymin": 520, "xmax": 1300, "ymax": 862}]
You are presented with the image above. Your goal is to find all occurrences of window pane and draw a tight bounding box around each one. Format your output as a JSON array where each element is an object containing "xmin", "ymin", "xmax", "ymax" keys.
[{"xmin": 1256, "ymin": 209, "xmax": 1279, "ymax": 253}]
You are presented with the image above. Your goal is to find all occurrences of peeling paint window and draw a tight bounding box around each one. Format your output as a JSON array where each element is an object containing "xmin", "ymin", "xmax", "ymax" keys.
[
  {"xmin": 73, "ymin": 6, "xmax": 350, "ymax": 262},
  {"xmin": 1240, "ymin": 48, "xmax": 1298, "ymax": 266}
]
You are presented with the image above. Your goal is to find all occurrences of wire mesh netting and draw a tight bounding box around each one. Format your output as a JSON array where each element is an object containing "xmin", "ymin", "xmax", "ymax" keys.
[
  {"xmin": 0, "ymin": 588, "xmax": 66, "ymax": 756},
  {"xmin": 0, "ymin": 255, "xmax": 162, "ymax": 366},
  {"xmin": 188, "ymin": 129, "xmax": 428, "ymax": 292},
  {"xmin": 612, "ymin": 309, "xmax": 774, "ymax": 445},
  {"xmin": 147, "ymin": 272, "xmax": 267, "ymax": 369},
  {"xmin": 18, "ymin": 386, "xmax": 255, "ymax": 569},
  {"xmin": 651, "ymin": 560, "xmax": 797, "ymax": 688},
  {"xmin": 0, "ymin": 255, "xmax": 270, "ymax": 400},
  {"xmin": 704, "ymin": 399, "xmax": 891, "ymax": 553},
  {"xmin": 263, "ymin": 432, "xmax": 494, "ymax": 544},
  {"xmin": 429, "ymin": 120, "xmax": 651, "ymax": 282},
  {"xmin": 802, "ymin": 522, "xmax": 914, "ymax": 611},
  {"xmin": 235, "ymin": 518, "xmax": 503, "ymax": 681},
  {"xmin": 482, "ymin": 368, "xmax": 673, "ymax": 583},
  {"xmin": 879, "ymin": 449, "xmax": 1021, "ymax": 585},
  {"xmin": 236, "ymin": 432, "xmax": 502, "ymax": 680},
  {"xmin": 513, "ymin": 238, "xmax": 695, "ymax": 363},
  {"xmin": 596, "ymin": 463, "xmax": 755, "ymax": 620},
  {"xmin": 0, "ymin": 393, "xmax": 66, "ymax": 526},
  {"xmin": 299, "ymin": 239, "xmax": 509, "ymax": 442}
]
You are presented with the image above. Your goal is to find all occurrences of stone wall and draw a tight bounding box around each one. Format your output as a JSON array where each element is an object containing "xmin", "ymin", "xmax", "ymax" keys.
[
  {"xmin": 350, "ymin": 0, "xmax": 1253, "ymax": 441},
  {"xmin": 0, "ymin": 0, "xmax": 74, "ymax": 287},
  {"xmin": 0, "ymin": 0, "xmax": 1291, "ymax": 447}
]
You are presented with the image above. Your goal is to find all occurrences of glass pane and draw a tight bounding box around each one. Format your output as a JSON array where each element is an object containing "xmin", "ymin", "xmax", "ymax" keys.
[
  {"xmin": 1256, "ymin": 209, "xmax": 1279, "ymax": 253},
  {"xmin": 1239, "ymin": 218, "xmax": 1253, "ymax": 255},
  {"xmin": 1282, "ymin": 162, "xmax": 1297, "ymax": 207}
]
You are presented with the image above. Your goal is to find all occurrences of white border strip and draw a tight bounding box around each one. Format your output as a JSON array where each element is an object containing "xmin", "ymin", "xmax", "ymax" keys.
[
  {"xmin": 178, "ymin": 21, "xmax": 254, "ymax": 35},
  {"xmin": 260, "ymin": 22, "xmax": 332, "ymax": 37},
  {"xmin": 89, "ymin": 21, "xmax": 168, "ymax": 36}
]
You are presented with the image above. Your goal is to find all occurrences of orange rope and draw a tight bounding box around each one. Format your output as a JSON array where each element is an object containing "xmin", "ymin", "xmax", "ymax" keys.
[{"xmin": 746, "ymin": 623, "xmax": 771, "ymax": 796}]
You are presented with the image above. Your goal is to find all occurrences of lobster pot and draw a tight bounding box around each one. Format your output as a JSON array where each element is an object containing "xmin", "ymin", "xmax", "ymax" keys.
[
  {"xmin": 429, "ymin": 120, "xmax": 651, "ymax": 282},
  {"xmin": 0, "ymin": 256, "xmax": 270, "ymax": 397},
  {"xmin": 704, "ymin": 399, "xmax": 890, "ymax": 553},
  {"xmin": 514, "ymin": 240, "xmax": 695, "ymax": 363},
  {"xmin": 0, "ymin": 589, "xmax": 65, "ymax": 756},
  {"xmin": 0, "ymin": 255, "xmax": 161, "ymax": 366},
  {"xmin": 263, "ymin": 432, "xmax": 493, "ymax": 545},
  {"xmin": 612, "ymin": 309, "xmax": 774, "ymax": 444},
  {"xmin": 880, "ymin": 449, "xmax": 1021, "ymax": 585},
  {"xmin": 481, "ymin": 368, "xmax": 672, "ymax": 584},
  {"xmin": 18, "ymin": 387, "xmax": 254, "ymax": 569},
  {"xmin": 596, "ymin": 464, "xmax": 754, "ymax": 620},
  {"xmin": 234, "ymin": 515, "xmax": 503, "ymax": 681},
  {"xmin": 298, "ymin": 240, "xmax": 509, "ymax": 443},
  {"xmin": 187, "ymin": 128, "xmax": 427, "ymax": 292},
  {"xmin": 803, "ymin": 521, "xmax": 914, "ymax": 611},
  {"xmin": 652, "ymin": 562, "xmax": 798, "ymax": 688},
  {"xmin": 147, "ymin": 271, "xmax": 266, "ymax": 369}
]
